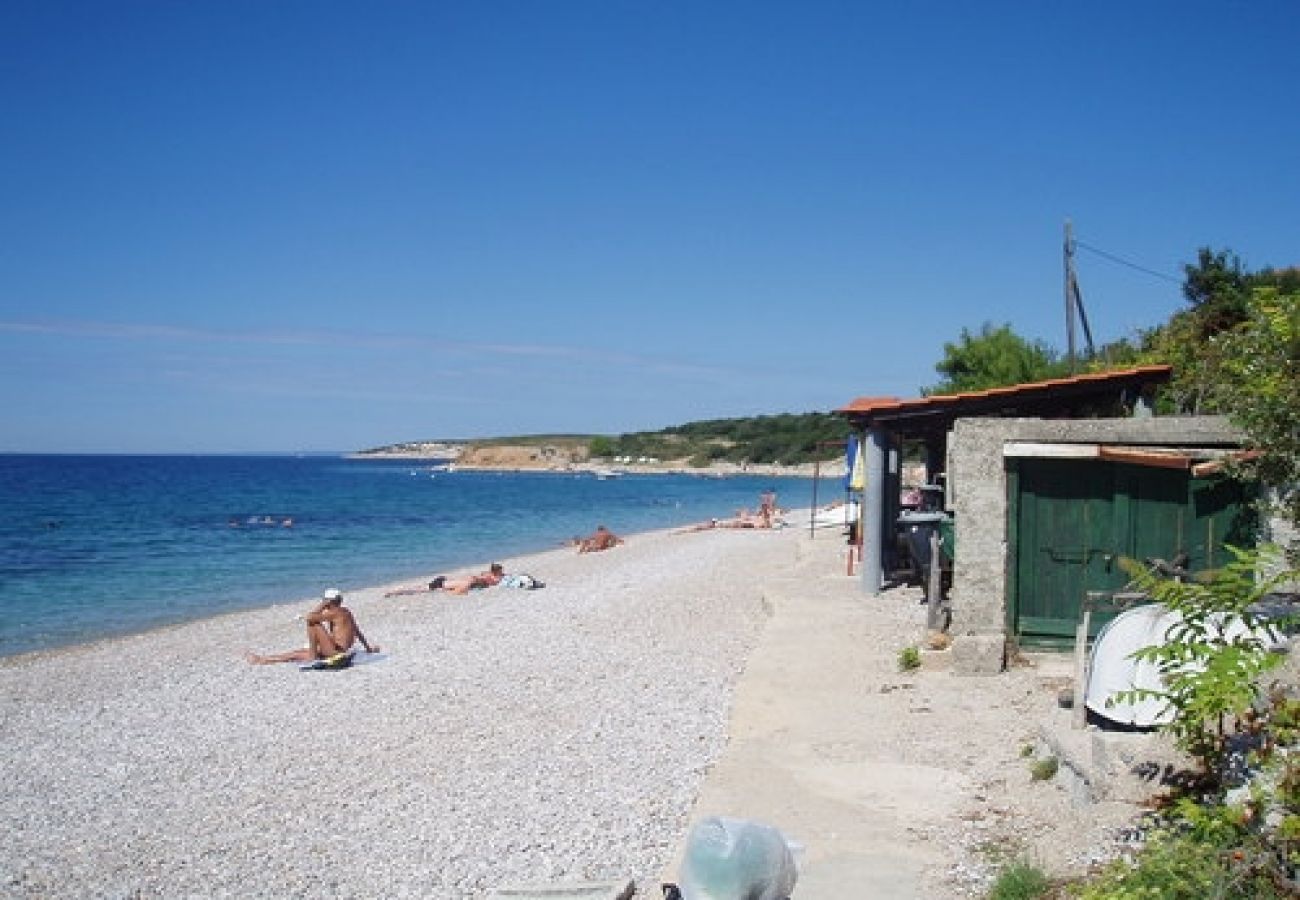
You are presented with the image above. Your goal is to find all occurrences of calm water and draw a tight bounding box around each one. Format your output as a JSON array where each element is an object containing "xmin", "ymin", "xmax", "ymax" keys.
[{"xmin": 0, "ymin": 455, "xmax": 821, "ymax": 658}]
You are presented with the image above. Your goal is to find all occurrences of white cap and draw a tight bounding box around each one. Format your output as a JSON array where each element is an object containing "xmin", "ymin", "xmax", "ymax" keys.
[{"xmin": 322, "ymin": 588, "xmax": 344, "ymax": 601}]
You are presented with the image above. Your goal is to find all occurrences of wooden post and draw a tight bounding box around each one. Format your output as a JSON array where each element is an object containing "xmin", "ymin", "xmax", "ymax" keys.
[
  {"xmin": 1073, "ymin": 591, "xmax": 1105, "ymax": 729},
  {"xmin": 927, "ymin": 529, "xmax": 943, "ymax": 632},
  {"xmin": 810, "ymin": 459, "xmax": 820, "ymax": 538},
  {"xmin": 1072, "ymin": 609, "xmax": 1091, "ymax": 729}
]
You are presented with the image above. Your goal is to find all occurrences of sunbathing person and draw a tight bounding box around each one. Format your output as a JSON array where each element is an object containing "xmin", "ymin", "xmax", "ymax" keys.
[
  {"xmin": 576, "ymin": 525, "xmax": 623, "ymax": 553},
  {"xmin": 246, "ymin": 588, "xmax": 378, "ymax": 665},
  {"xmin": 676, "ymin": 508, "xmax": 776, "ymax": 533},
  {"xmin": 385, "ymin": 563, "xmax": 505, "ymax": 597}
]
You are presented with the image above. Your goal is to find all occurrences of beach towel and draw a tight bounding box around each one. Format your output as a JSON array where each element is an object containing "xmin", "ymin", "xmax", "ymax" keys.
[
  {"xmin": 299, "ymin": 651, "xmax": 354, "ymax": 671},
  {"xmin": 502, "ymin": 573, "xmax": 545, "ymax": 589}
]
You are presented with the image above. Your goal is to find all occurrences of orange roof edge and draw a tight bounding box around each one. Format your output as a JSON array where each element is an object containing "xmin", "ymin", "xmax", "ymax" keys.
[
  {"xmin": 841, "ymin": 396, "xmax": 902, "ymax": 412},
  {"xmin": 837, "ymin": 365, "xmax": 1172, "ymax": 415}
]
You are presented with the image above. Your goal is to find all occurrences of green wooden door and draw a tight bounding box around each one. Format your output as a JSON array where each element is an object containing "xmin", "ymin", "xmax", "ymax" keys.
[{"xmin": 1009, "ymin": 458, "xmax": 1253, "ymax": 646}]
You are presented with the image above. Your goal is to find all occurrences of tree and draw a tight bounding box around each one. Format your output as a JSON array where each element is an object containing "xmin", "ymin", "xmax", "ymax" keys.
[
  {"xmin": 1182, "ymin": 247, "xmax": 1253, "ymax": 336},
  {"xmin": 1144, "ymin": 249, "xmax": 1300, "ymax": 536},
  {"xmin": 1202, "ymin": 286, "xmax": 1300, "ymax": 535},
  {"xmin": 1148, "ymin": 305, "xmax": 1226, "ymax": 415},
  {"xmin": 1150, "ymin": 248, "xmax": 1300, "ymax": 415},
  {"xmin": 925, "ymin": 322, "xmax": 1067, "ymax": 395},
  {"xmin": 587, "ymin": 435, "xmax": 617, "ymax": 458},
  {"xmin": 1085, "ymin": 333, "xmax": 1148, "ymax": 370}
]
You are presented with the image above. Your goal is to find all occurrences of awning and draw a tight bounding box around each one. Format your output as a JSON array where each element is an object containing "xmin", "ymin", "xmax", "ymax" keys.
[{"xmin": 1001, "ymin": 442, "xmax": 1256, "ymax": 473}]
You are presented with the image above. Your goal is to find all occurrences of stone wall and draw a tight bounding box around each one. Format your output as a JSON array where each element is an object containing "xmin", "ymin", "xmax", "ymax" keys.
[{"xmin": 946, "ymin": 415, "xmax": 1243, "ymax": 675}]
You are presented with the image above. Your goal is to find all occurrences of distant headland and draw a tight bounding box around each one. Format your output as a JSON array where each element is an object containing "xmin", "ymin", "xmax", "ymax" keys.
[{"xmin": 349, "ymin": 413, "xmax": 850, "ymax": 477}]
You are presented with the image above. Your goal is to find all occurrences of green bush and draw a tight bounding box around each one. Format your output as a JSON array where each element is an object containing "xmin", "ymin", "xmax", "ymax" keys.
[
  {"xmin": 1071, "ymin": 827, "xmax": 1287, "ymax": 899},
  {"xmin": 588, "ymin": 435, "xmax": 616, "ymax": 458},
  {"xmin": 1110, "ymin": 545, "xmax": 1294, "ymax": 785},
  {"xmin": 1030, "ymin": 757, "xmax": 1059, "ymax": 782},
  {"xmin": 1071, "ymin": 545, "xmax": 1300, "ymax": 897},
  {"xmin": 989, "ymin": 860, "xmax": 1052, "ymax": 900},
  {"xmin": 897, "ymin": 645, "xmax": 921, "ymax": 672}
]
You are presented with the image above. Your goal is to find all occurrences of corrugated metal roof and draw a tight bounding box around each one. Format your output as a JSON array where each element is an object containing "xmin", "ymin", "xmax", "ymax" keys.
[{"xmin": 838, "ymin": 365, "xmax": 1172, "ymax": 422}]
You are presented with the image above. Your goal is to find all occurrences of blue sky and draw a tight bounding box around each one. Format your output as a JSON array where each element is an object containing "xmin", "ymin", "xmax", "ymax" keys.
[{"xmin": 2, "ymin": 2, "xmax": 1296, "ymax": 452}]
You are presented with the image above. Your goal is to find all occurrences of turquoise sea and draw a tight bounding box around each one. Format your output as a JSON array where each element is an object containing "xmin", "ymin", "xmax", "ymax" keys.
[{"xmin": 0, "ymin": 454, "xmax": 823, "ymax": 658}]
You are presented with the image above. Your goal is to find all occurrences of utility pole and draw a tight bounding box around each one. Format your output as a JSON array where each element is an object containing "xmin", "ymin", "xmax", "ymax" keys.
[
  {"xmin": 1064, "ymin": 219, "xmax": 1078, "ymax": 372},
  {"xmin": 1063, "ymin": 219, "xmax": 1095, "ymax": 372}
]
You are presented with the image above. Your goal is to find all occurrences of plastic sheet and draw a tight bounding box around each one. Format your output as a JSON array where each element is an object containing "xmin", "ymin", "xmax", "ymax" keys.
[{"xmin": 673, "ymin": 816, "xmax": 799, "ymax": 900}]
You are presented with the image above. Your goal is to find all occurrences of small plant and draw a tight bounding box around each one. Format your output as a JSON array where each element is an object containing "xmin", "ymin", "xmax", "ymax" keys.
[
  {"xmin": 1109, "ymin": 545, "xmax": 1295, "ymax": 787},
  {"xmin": 988, "ymin": 859, "xmax": 1051, "ymax": 900},
  {"xmin": 897, "ymin": 645, "xmax": 921, "ymax": 672},
  {"xmin": 1072, "ymin": 823, "xmax": 1288, "ymax": 899},
  {"xmin": 1020, "ymin": 743, "xmax": 1036, "ymax": 758},
  {"xmin": 1071, "ymin": 544, "xmax": 1300, "ymax": 897},
  {"xmin": 1030, "ymin": 756, "xmax": 1059, "ymax": 782}
]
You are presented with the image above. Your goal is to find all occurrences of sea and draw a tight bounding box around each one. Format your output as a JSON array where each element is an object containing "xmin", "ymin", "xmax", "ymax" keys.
[{"xmin": 0, "ymin": 454, "xmax": 828, "ymax": 659}]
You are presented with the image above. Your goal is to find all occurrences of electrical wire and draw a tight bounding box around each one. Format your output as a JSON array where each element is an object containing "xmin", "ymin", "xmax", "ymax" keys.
[{"xmin": 1074, "ymin": 240, "xmax": 1182, "ymax": 285}]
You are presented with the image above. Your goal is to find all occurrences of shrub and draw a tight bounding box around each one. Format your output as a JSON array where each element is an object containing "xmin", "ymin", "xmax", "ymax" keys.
[
  {"xmin": 1030, "ymin": 756, "xmax": 1059, "ymax": 782},
  {"xmin": 989, "ymin": 859, "xmax": 1052, "ymax": 900},
  {"xmin": 1071, "ymin": 826, "xmax": 1287, "ymax": 899},
  {"xmin": 587, "ymin": 435, "xmax": 616, "ymax": 458},
  {"xmin": 1109, "ymin": 545, "xmax": 1294, "ymax": 786},
  {"xmin": 1072, "ymin": 545, "xmax": 1300, "ymax": 897},
  {"xmin": 897, "ymin": 645, "xmax": 921, "ymax": 672}
]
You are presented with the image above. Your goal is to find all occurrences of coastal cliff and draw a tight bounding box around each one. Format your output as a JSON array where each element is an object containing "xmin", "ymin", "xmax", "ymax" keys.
[
  {"xmin": 352, "ymin": 412, "xmax": 852, "ymax": 477},
  {"xmin": 351, "ymin": 438, "xmax": 840, "ymax": 477},
  {"xmin": 456, "ymin": 441, "xmax": 590, "ymax": 470},
  {"xmin": 351, "ymin": 438, "xmax": 591, "ymax": 470}
]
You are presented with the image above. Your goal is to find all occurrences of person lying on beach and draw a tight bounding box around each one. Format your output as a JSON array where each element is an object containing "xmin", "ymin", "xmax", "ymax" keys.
[
  {"xmin": 246, "ymin": 588, "xmax": 378, "ymax": 665},
  {"xmin": 384, "ymin": 563, "xmax": 505, "ymax": 597},
  {"xmin": 675, "ymin": 507, "xmax": 778, "ymax": 533},
  {"xmin": 575, "ymin": 525, "xmax": 623, "ymax": 553}
]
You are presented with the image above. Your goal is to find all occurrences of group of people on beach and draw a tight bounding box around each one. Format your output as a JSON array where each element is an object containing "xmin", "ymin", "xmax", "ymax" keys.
[
  {"xmin": 674, "ymin": 488, "xmax": 784, "ymax": 533},
  {"xmin": 246, "ymin": 524, "xmax": 626, "ymax": 666},
  {"xmin": 248, "ymin": 491, "xmax": 779, "ymax": 669}
]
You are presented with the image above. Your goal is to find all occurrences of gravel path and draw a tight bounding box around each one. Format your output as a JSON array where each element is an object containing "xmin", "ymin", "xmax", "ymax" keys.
[{"xmin": 1, "ymin": 526, "xmax": 796, "ymax": 898}]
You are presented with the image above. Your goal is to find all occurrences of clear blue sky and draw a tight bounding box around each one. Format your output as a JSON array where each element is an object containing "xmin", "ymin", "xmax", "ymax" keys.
[{"xmin": 2, "ymin": 2, "xmax": 1296, "ymax": 452}]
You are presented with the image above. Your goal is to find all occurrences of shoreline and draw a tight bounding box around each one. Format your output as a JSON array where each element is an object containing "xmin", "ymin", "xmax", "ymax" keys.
[
  {"xmin": 347, "ymin": 452, "xmax": 844, "ymax": 480},
  {"xmin": 0, "ymin": 522, "xmax": 802, "ymax": 896},
  {"xmin": 0, "ymin": 509, "xmax": 810, "ymax": 666},
  {"xmin": 1, "ymin": 520, "xmax": 1133, "ymax": 898}
]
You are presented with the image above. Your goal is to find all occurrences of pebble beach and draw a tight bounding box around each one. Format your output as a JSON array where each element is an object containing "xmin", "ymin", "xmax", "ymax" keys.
[{"xmin": 0, "ymin": 523, "xmax": 798, "ymax": 898}]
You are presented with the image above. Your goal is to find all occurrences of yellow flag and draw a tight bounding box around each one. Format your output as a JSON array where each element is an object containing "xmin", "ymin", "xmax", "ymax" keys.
[{"xmin": 849, "ymin": 440, "xmax": 866, "ymax": 491}]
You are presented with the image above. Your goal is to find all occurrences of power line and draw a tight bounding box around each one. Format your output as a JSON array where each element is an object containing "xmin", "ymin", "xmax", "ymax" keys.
[{"xmin": 1074, "ymin": 239, "xmax": 1182, "ymax": 285}]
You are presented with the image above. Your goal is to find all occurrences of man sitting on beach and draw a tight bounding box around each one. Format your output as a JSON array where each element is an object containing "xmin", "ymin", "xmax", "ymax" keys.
[
  {"xmin": 385, "ymin": 563, "xmax": 505, "ymax": 597},
  {"xmin": 576, "ymin": 525, "xmax": 623, "ymax": 553},
  {"xmin": 246, "ymin": 588, "xmax": 378, "ymax": 665}
]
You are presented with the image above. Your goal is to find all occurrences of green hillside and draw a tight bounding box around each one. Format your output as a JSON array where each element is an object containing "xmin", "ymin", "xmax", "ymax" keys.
[
  {"xmin": 361, "ymin": 412, "xmax": 851, "ymax": 467},
  {"xmin": 589, "ymin": 412, "xmax": 850, "ymax": 467}
]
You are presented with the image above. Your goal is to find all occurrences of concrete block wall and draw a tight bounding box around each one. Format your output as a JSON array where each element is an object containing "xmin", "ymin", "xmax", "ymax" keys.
[{"xmin": 946, "ymin": 415, "xmax": 1242, "ymax": 676}]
